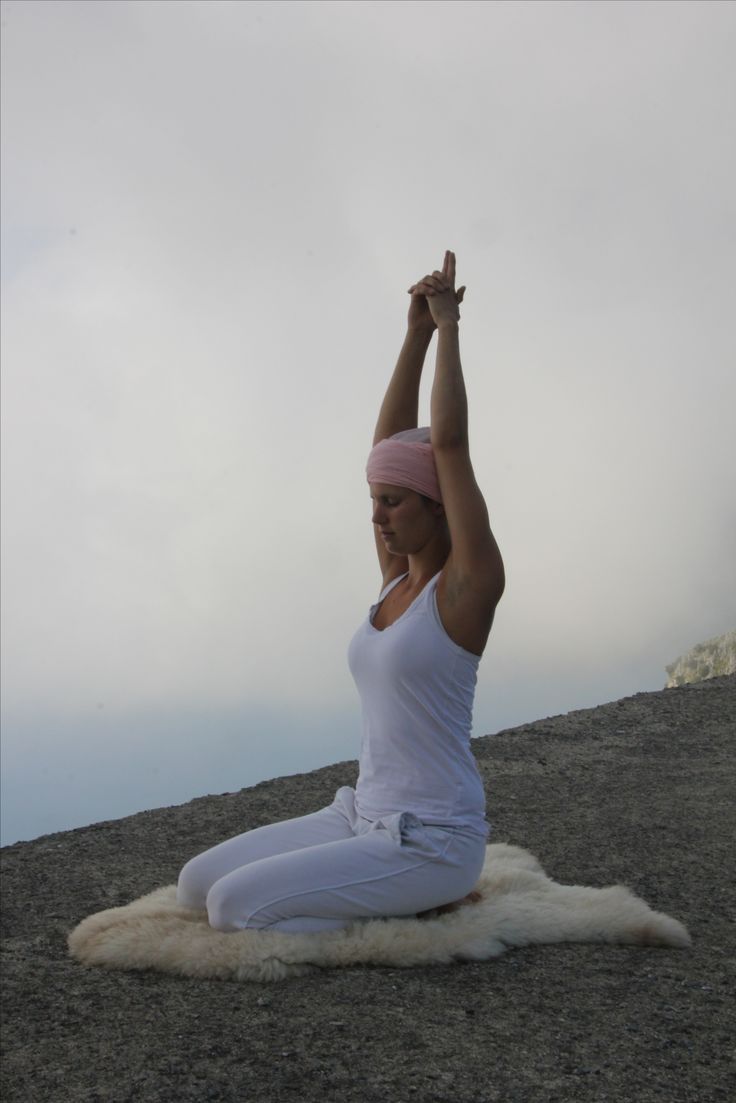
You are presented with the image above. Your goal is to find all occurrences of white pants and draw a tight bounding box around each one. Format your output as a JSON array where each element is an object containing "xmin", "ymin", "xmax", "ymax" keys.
[{"xmin": 176, "ymin": 786, "xmax": 487, "ymax": 934}]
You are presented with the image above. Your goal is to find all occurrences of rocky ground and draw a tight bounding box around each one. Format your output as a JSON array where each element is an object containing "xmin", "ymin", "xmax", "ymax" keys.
[{"xmin": 2, "ymin": 675, "xmax": 734, "ymax": 1103}]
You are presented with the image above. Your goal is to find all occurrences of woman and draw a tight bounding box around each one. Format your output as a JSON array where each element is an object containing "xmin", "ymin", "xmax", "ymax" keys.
[{"xmin": 177, "ymin": 250, "xmax": 505, "ymax": 933}]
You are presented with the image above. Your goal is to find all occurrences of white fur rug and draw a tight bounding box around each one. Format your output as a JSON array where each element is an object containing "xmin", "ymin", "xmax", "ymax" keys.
[{"xmin": 68, "ymin": 844, "xmax": 691, "ymax": 983}]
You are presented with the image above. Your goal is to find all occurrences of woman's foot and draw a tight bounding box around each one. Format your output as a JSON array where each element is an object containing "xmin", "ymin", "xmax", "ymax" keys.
[{"xmin": 417, "ymin": 890, "xmax": 482, "ymax": 919}]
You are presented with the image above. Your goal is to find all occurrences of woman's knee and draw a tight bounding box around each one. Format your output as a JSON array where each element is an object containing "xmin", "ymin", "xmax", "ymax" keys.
[
  {"xmin": 205, "ymin": 878, "xmax": 262, "ymax": 932},
  {"xmin": 176, "ymin": 853, "xmax": 214, "ymax": 910},
  {"xmin": 206, "ymin": 870, "xmax": 290, "ymax": 932}
]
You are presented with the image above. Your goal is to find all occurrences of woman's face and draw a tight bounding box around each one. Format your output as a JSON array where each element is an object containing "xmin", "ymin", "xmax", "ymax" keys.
[{"xmin": 369, "ymin": 482, "xmax": 444, "ymax": 556}]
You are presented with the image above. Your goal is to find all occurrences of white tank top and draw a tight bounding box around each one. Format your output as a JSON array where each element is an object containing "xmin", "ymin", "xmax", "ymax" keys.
[{"xmin": 347, "ymin": 571, "xmax": 488, "ymax": 837}]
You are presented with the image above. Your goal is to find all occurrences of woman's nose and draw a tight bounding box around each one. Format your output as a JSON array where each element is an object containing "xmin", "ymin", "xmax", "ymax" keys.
[{"xmin": 372, "ymin": 504, "xmax": 386, "ymax": 525}]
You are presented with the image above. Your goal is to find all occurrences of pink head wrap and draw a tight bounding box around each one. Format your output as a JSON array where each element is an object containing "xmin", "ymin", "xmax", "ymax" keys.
[{"xmin": 366, "ymin": 427, "xmax": 442, "ymax": 503}]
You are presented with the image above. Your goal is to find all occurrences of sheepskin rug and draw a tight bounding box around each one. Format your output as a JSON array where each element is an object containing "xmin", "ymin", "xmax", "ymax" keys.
[{"xmin": 68, "ymin": 844, "xmax": 691, "ymax": 983}]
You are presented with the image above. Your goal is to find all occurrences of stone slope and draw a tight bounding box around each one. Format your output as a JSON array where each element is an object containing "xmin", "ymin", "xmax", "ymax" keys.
[{"xmin": 2, "ymin": 675, "xmax": 734, "ymax": 1103}]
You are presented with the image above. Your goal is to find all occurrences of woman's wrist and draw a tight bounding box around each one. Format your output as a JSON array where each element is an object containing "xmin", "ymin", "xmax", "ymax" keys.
[{"xmin": 406, "ymin": 323, "xmax": 436, "ymax": 341}]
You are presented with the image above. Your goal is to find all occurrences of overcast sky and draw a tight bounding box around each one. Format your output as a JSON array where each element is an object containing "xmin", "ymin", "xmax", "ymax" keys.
[{"xmin": 2, "ymin": 0, "xmax": 734, "ymax": 845}]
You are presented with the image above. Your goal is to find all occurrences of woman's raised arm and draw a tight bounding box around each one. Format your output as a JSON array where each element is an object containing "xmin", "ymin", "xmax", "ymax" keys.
[
  {"xmin": 369, "ymin": 290, "xmax": 435, "ymax": 578},
  {"xmin": 414, "ymin": 251, "xmax": 505, "ymax": 654},
  {"xmin": 372, "ymin": 312, "xmax": 433, "ymax": 447}
]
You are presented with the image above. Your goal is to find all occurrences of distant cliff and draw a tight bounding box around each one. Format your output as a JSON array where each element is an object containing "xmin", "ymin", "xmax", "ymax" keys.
[{"xmin": 665, "ymin": 630, "xmax": 736, "ymax": 687}]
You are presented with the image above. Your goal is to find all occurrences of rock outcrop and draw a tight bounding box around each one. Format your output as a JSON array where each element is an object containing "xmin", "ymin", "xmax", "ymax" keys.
[
  {"xmin": 2, "ymin": 675, "xmax": 734, "ymax": 1103},
  {"xmin": 665, "ymin": 630, "xmax": 736, "ymax": 686}
]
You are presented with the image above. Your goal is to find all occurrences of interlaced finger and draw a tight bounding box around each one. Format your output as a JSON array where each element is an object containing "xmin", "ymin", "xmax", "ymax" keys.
[
  {"xmin": 420, "ymin": 274, "xmax": 447, "ymax": 292},
  {"xmin": 412, "ymin": 279, "xmax": 440, "ymax": 296}
]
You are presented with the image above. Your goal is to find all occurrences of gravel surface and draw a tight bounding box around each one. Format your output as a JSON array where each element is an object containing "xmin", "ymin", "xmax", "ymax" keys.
[{"xmin": 2, "ymin": 675, "xmax": 734, "ymax": 1103}]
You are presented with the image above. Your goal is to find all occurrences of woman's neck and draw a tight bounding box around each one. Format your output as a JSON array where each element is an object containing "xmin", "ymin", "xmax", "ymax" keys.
[{"xmin": 405, "ymin": 532, "xmax": 451, "ymax": 590}]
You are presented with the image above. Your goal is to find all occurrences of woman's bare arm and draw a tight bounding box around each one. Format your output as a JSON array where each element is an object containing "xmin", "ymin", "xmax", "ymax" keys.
[
  {"xmin": 370, "ymin": 286, "xmax": 437, "ymax": 578},
  {"xmin": 417, "ymin": 251, "xmax": 505, "ymax": 654},
  {"xmin": 373, "ymin": 326, "xmax": 434, "ymax": 447},
  {"xmin": 431, "ymin": 320, "xmax": 504, "ymax": 594}
]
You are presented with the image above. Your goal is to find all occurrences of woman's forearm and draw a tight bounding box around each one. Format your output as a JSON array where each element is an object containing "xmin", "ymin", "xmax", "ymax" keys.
[
  {"xmin": 373, "ymin": 326, "xmax": 434, "ymax": 445},
  {"xmin": 430, "ymin": 321, "xmax": 468, "ymax": 449}
]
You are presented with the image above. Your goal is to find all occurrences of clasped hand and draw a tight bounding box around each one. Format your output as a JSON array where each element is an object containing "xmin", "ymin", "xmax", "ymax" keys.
[{"xmin": 407, "ymin": 250, "xmax": 466, "ymax": 330}]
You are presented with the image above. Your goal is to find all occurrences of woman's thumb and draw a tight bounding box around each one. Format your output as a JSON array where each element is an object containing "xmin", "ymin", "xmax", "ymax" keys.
[{"xmin": 456, "ymin": 286, "xmax": 466, "ymax": 303}]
